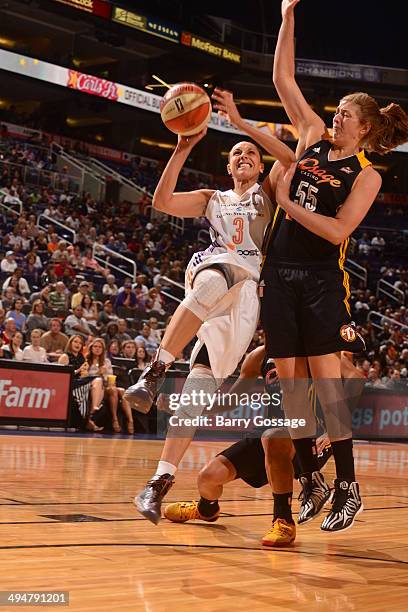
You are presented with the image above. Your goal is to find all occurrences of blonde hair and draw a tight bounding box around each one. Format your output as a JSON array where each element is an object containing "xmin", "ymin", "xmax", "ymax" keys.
[{"xmin": 341, "ymin": 92, "xmax": 408, "ymax": 155}]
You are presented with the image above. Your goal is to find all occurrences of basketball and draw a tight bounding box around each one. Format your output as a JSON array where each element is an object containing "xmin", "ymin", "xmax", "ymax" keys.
[{"xmin": 160, "ymin": 82, "xmax": 212, "ymax": 136}]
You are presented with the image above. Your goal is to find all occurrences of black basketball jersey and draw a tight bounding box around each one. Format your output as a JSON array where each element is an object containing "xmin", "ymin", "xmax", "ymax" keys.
[{"xmin": 263, "ymin": 139, "xmax": 371, "ymax": 268}]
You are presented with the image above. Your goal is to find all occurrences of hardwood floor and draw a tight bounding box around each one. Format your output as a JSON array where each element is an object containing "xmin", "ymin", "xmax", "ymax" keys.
[{"xmin": 0, "ymin": 433, "xmax": 407, "ymax": 611}]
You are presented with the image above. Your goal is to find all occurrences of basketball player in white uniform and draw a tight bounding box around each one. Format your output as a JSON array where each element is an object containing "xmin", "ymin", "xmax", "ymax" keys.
[{"xmin": 124, "ymin": 89, "xmax": 296, "ymax": 523}]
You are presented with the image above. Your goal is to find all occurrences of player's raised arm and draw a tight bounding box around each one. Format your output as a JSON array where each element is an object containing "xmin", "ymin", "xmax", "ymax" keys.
[
  {"xmin": 273, "ymin": 0, "xmax": 326, "ymax": 147},
  {"xmin": 152, "ymin": 129, "xmax": 214, "ymax": 218},
  {"xmin": 212, "ymin": 88, "xmax": 295, "ymax": 168}
]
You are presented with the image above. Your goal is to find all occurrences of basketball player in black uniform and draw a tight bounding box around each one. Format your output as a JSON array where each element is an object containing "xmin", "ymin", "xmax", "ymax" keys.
[
  {"xmin": 261, "ymin": 0, "xmax": 408, "ymax": 532},
  {"xmin": 164, "ymin": 345, "xmax": 333, "ymax": 546}
]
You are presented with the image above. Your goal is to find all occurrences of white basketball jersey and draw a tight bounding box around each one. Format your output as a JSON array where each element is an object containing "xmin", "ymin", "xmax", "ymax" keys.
[{"xmin": 186, "ymin": 183, "xmax": 273, "ymax": 287}]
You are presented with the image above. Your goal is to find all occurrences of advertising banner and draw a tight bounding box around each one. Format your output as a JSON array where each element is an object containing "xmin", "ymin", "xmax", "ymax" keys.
[{"xmin": 0, "ymin": 361, "xmax": 72, "ymax": 424}]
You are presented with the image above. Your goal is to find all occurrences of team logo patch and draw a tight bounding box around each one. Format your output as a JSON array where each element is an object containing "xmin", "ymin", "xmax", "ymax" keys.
[
  {"xmin": 340, "ymin": 324, "xmax": 356, "ymax": 342},
  {"xmin": 313, "ymin": 147, "xmax": 321, "ymax": 153},
  {"xmin": 340, "ymin": 166, "xmax": 354, "ymax": 174}
]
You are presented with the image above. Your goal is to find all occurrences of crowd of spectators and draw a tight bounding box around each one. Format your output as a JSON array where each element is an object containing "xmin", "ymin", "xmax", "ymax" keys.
[{"xmin": 0, "ymin": 130, "xmax": 407, "ymax": 401}]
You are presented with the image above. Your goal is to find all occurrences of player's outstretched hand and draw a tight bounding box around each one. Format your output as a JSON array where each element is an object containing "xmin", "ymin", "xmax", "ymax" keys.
[
  {"xmin": 281, "ymin": 0, "xmax": 301, "ymax": 19},
  {"xmin": 177, "ymin": 127, "xmax": 207, "ymax": 151},
  {"xmin": 212, "ymin": 88, "xmax": 242, "ymax": 127}
]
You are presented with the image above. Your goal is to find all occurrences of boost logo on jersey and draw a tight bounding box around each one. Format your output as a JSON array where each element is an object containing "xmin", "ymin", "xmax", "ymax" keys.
[
  {"xmin": 237, "ymin": 249, "xmax": 259, "ymax": 256},
  {"xmin": 340, "ymin": 324, "xmax": 356, "ymax": 342}
]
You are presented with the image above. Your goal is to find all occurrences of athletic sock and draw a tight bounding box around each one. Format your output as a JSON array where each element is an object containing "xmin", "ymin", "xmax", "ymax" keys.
[
  {"xmin": 292, "ymin": 437, "xmax": 319, "ymax": 476},
  {"xmin": 156, "ymin": 347, "xmax": 175, "ymax": 366},
  {"xmin": 197, "ymin": 497, "xmax": 220, "ymax": 517},
  {"xmin": 331, "ymin": 437, "xmax": 355, "ymax": 482},
  {"xmin": 273, "ymin": 492, "xmax": 294, "ymax": 524},
  {"xmin": 154, "ymin": 460, "xmax": 177, "ymax": 477}
]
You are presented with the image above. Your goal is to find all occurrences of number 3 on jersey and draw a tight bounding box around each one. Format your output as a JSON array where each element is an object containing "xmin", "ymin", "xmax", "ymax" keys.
[
  {"xmin": 286, "ymin": 181, "xmax": 319, "ymax": 220},
  {"xmin": 232, "ymin": 216, "xmax": 244, "ymax": 244}
]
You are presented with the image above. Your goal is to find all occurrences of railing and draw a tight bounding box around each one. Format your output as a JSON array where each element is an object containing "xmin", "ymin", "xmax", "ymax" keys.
[
  {"xmin": 0, "ymin": 159, "xmax": 80, "ymax": 194},
  {"xmin": 344, "ymin": 258, "xmax": 368, "ymax": 287},
  {"xmin": 367, "ymin": 310, "xmax": 408, "ymax": 332},
  {"xmin": 37, "ymin": 214, "xmax": 76, "ymax": 244},
  {"xmin": 92, "ymin": 244, "xmax": 137, "ymax": 281},
  {"xmin": 155, "ymin": 275, "xmax": 184, "ymax": 305},
  {"xmin": 89, "ymin": 157, "xmax": 147, "ymax": 203},
  {"xmin": 376, "ymin": 278, "xmax": 405, "ymax": 305},
  {"xmin": 0, "ymin": 189, "xmax": 22, "ymax": 217},
  {"xmin": 150, "ymin": 207, "xmax": 185, "ymax": 234},
  {"xmin": 52, "ymin": 143, "xmax": 104, "ymax": 201}
]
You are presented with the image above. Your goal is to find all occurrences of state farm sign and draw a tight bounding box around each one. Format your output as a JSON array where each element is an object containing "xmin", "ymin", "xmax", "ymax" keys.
[{"xmin": 0, "ymin": 366, "xmax": 71, "ymax": 421}]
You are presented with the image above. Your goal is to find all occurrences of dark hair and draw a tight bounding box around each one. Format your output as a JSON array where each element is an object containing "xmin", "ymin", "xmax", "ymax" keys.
[
  {"xmin": 228, "ymin": 141, "xmax": 263, "ymax": 162},
  {"xmin": 341, "ymin": 93, "xmax": 408, "ymax": 154}
]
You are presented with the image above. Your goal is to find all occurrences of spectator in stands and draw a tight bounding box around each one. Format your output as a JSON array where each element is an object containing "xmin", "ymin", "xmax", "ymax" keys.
[
  {"xmin": 0, "ymin": 287, "xmax": 15, "ymax": 311},
  {"xmin": 6, "ymin": 297, "xmax": 26, "ymax": 332},
  {"xmin": 49, "ymin": 281, "xmax": 69, "ymax": 311},
  {"xmin": 26, "ymin": 299, "xmax": 49, "ymax": 337},
  {"xmin": 357, "ymin": 232, "xmax": 371, "ymax": 256},
  {"xmin": 67, "ymin": 244, "xmax": 84, "ymax": 270},
  {"xmin": 102, "ymin": 274, "xmax": 119, "ymax": 297},
  {"xmin": 1, "ymin": 317, "xmax": 16, "ymax": 344},
  {"xmin": 115, "ymin": 280, "xmax": 138, "ymax": 310},
  {"xmin": 106, "ymin": 338, "xmax": 120, "ymax": 359},
  {"xmin": 40, "ymin": 318, "xmax": 68, "ymax": 361},
  {"xmin": 135, "ymin": 323, "xmax": 158, "ymax": 356},
  {"xmin": 98, "ymin": 300, "xmax": 119, "ymax": 331},
  {"xmin": 19, "ymin": 228, "xmax": 32, "ymax": 253},
  {"xmin": 47, "ymin": 233, "xmax": 59, "ymax": 254},
  {"xmin": 116, "ymin": 319, "xmax": 131, "ymax": 345},
  {"xmin": 1, "ymin": 251, "xmax": 17, "ymax": 274},
  {"xmin": 85, "ymin": 337, "xmax": 134, "ymax": 434},
  {"xmin": 121, "ymin": 339, "xmax": 137, "ymax": 359},
  {"xmin": 371, "ymin": 232, "xmax": 385, "ymax": 256},
  {"xmin": 366, "ymin": 367, "xmax": 387, "ymax": 388},
  {"xmin": 40, "ymin": 262, "xmax": 58, "ymax": 286},
  {"xmin": 64, "ymin": 305, "xmax": 93, "ymax": 339},
  {"xmin": 147, "ymin": 316, "xmax": 162, "ymax": 344},
  {"xmin": 54, "ymin": 253, "xmax": 76, "ymax": 281},
  {"xmin": 82, "ymin": 247, "xmax": 108, "ymax": 277},
  {"xmin": 146, "ymin": 287, "xmax": 165, "ymax": 315},
  {"xmin": 136, "ymin": 346, "xmax": 149, "ymax": 370},
  {"xmin": 81, "ymin": 294, "xmax": 99, "ymax": 331},
  {"xmin": 51, "ymin": 240, "xmax": 69, "ymax": 263},
  {"xmin": 22, "ymin": 328, "xmax": 48, "ymax": 363},
  {"xmin": 103, "ymin": 321, "xmax": 119, "ymax": 346},
  {"xmin": 58, "ymin": 334, "xmax": 88, "ymax": 377},
  {"xmin": 3, "ymin": 268, "xmax": 30, "ymax": 298},
  {"xmin": 134, "ymin": 274, "xmax": 149, "ymax": 296},
  {"xmin": 71, "ymin": 280, "xmax": 90, "ymax": 309},
  {"xmin": 30, "ymin": 285, "xmax": 51, "ymax": 306},
  {"xmin": 0, "ymin": 308, "xmax": 5, "ymax": 333},
  {"xmin": 24, "ymin": 252, "xmax": 42, "ymax": 285},
  {"xmin": 2, "ymin": 330, "xmax": 24, "ymax": 361}
]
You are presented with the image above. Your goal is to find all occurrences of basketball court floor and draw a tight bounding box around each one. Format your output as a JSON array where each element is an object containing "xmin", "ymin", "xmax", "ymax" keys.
[{"xmin": 0, "ymin": 433, "xmax": 407, "ymax": 611}]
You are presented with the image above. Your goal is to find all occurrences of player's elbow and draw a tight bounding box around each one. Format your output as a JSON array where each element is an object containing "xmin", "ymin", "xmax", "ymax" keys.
[{"xmin": 152, "ymin": 195, "xmax": 169, "ymax": 212}]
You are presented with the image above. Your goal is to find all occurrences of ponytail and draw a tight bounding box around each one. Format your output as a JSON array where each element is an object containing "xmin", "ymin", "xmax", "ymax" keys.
[{"xmin": 341, "ymin": 93, "xmax": 408, "ymax": 155}]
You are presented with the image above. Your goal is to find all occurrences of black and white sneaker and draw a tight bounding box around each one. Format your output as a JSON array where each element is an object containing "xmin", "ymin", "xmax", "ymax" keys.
[
  {"xmin": 134, "ymin": 473, "xmax": 175, "ymax": 525},
  {"xmin": 321, "ymin": 479, "xmax": 363, "ymax": 533},
  {"xmin": 298, "ymin": 471, "xmax": 331, "ymax": 525},
  {"xmin": 124, "ymin": 360, "xmax": 167, "ymax": 414}
]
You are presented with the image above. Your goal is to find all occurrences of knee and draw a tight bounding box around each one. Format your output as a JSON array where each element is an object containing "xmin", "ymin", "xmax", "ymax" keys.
[
  {"xmin": 183, "ymin": 270, "xmax": 228, "ymax": 320},
  {"xmin": 198, "ymin": 458, "xmax": 230, "ymax": 487},
  {"xmin": 262, "ymin": 437, "xmax": 294, "ymax": 465}
]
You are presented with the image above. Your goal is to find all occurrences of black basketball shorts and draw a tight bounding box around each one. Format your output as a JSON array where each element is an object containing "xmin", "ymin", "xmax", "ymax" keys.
[{"xmin": 260, "ymin": 265, "xmax": 366, "ymax": 358}]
